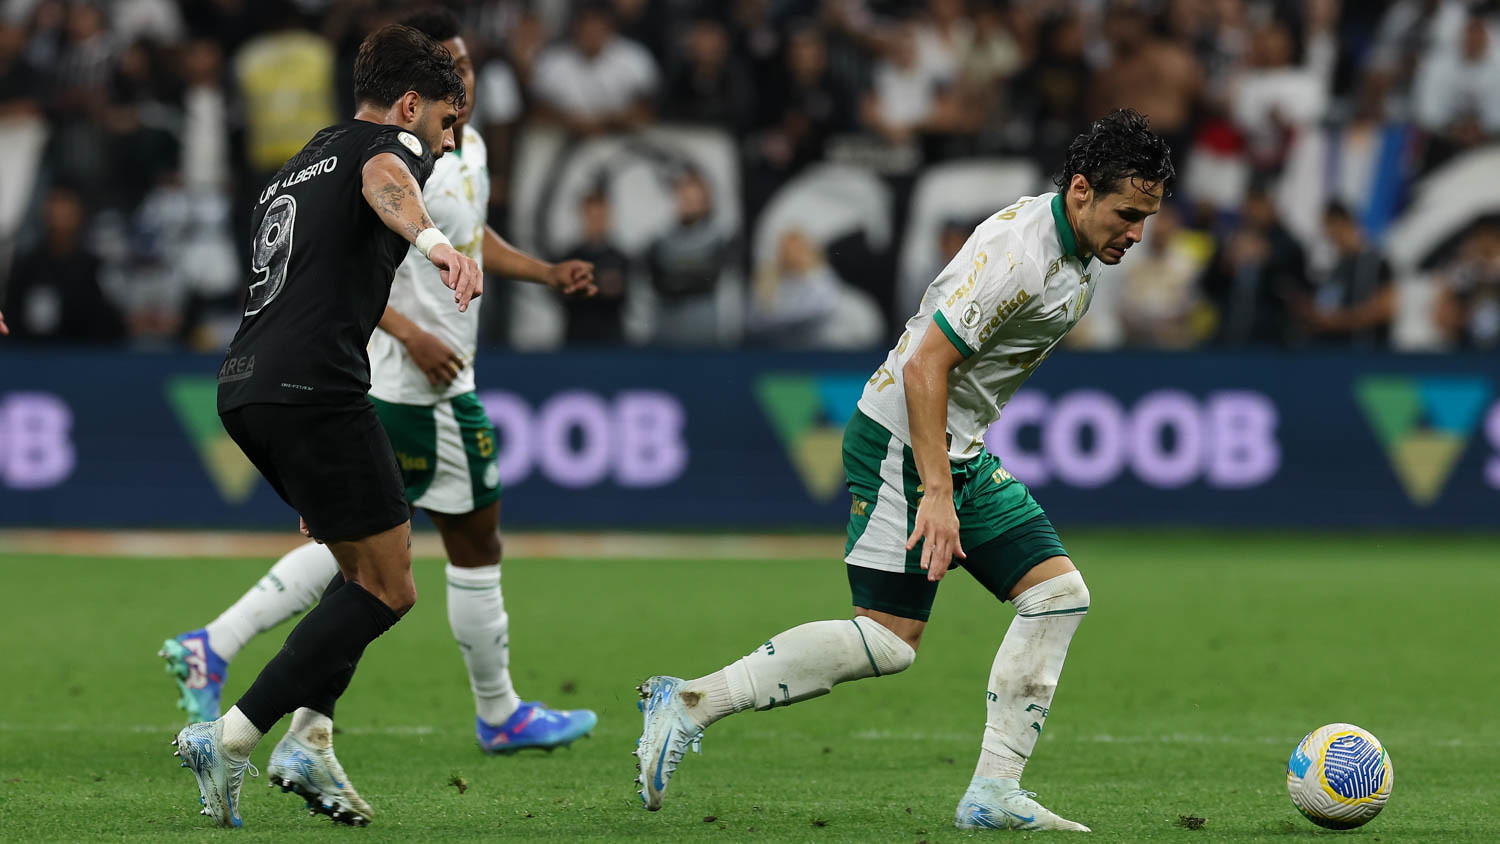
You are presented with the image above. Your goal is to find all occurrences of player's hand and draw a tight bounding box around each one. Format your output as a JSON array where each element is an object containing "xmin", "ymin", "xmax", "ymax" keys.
[
  {"xmin": 430, "ymin": 244, "xmax": 483, "ymax": 312},
  {"xmin": 403, "ymin": 328, "xmax": 464, "ymax": 386},
  {"xmin": 906, "ymin": 492, "xmax": 965, "ymax": 582},
  {"xmin": 546, "ymin": 260, "xmax": 597, "ymax": 297},
  {"xmin": 299, "ymin": 516, "xmax": 324, "ymax": 544}
]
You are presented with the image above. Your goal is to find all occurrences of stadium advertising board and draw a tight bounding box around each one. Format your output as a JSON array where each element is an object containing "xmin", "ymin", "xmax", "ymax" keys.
[{"xmin": 0, "ymin": 350, "xmax": 1495, "ymax": 529}]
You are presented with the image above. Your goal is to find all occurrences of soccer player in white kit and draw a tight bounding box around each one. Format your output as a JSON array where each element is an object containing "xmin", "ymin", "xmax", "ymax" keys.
[
  {"xmin": 159, "ymin": 9, "xmax": 598, "ymax": 823},
  {"xmin": 634, "ymin": 110, "xmax": 1173, "ymax": 831}
]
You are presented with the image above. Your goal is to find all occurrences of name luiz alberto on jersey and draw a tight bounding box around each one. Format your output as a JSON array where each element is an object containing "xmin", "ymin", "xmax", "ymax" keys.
[{"xmin": 259, "ymin": 155, "xmax": 339, "ymax": 205}]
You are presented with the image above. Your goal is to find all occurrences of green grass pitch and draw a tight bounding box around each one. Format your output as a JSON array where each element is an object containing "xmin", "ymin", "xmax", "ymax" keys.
[{"xmin": 1, "ymin": 531, "xmax": 1496, "ymax": 841}]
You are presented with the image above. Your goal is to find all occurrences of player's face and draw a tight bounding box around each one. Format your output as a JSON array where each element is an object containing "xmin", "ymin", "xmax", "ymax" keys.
[
  {"xmin": 442, "ymin": 36, "xmax": 475, "ymax": 132},
  {"xmin": 416, "ymin": 98, "xmax": 460, "ymax": 158},
  {"xmin": 1072, "ymin": 175, "xmax": 1163, "ymax": 265}
]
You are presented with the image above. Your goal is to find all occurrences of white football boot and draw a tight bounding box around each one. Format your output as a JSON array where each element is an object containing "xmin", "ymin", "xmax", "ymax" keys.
[
  {"xmin": 267, "ymin": 731, "xmax": 374, "ymax": 826},
  {"xmin": 955, "ymin": 775, "xmax": 1091, "ymax": 831},
  {"xmin": 634, "ymin": 675, "xmax": 703, "ymax": 811}
]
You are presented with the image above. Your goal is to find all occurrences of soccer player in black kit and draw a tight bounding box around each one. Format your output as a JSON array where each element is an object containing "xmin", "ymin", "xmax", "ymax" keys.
[{"xmin": 170, "ymin": 25, "xmax": 480, "ymax": 829}]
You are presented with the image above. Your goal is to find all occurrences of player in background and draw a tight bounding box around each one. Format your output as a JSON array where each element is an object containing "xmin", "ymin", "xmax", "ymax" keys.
[
  {"xmin": 634, "ymin": 110, "xmax": 1173, "ymax": 832},
  {"xmin": 160, "ymin": 7, "xmax": 599, "ymax": 822},
  {"xmin": 171, "ymin": 24, "xmax": 480, "ymax": 828}
]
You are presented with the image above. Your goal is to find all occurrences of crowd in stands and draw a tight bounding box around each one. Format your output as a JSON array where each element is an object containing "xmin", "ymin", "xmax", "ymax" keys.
[{"xmin": 1, "ymin": 0, "xmax": 1497, "ymax": 352}]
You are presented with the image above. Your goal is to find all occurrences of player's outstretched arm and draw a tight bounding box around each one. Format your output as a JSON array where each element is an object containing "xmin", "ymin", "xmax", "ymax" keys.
[
  {"xmin": 902, "ymin": 327, "xmax": 968, "ymax": 582},
  {"xmin": 361, "ymin": 153, "xmax": 483, "ymax": 312},
  {"xmin": 481, "ymin": 225, "xmax": 597, "ymax": 297},
  {"xmin": 379, "ymin": 306, "xmax": 465, "ymax": 386}
]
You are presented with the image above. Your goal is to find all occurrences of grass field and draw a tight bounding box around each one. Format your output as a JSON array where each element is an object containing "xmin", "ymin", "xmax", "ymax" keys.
[{"xmin": 2, "ymin": 531, "xmax": 1496, "ymax": 842}]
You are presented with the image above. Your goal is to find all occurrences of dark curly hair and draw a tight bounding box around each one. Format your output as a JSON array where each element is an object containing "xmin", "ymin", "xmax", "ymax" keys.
[
  {"xmin": 1053, "ymin": 109, "xmax": 1174, "ymax": 198},
  {"xmin": 354, "ymin": 24, "xmax": 466, "ymax": 110}
]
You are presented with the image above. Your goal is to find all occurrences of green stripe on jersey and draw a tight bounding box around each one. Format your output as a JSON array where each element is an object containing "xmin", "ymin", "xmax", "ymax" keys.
[{"xmin": 933, "ymin": 310, "xmax": 975, "ymax": 358}]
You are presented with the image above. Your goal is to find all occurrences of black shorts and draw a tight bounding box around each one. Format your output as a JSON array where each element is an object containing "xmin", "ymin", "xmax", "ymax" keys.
[{"xmin": 220, "ymin": 400, "xmax": 410, "ymax": 543}]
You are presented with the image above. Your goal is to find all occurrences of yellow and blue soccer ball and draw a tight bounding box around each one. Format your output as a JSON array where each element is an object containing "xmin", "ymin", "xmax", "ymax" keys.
[{"xmin": 1286, "ymin": 723, "xmax": 1394, "ymax": 829}]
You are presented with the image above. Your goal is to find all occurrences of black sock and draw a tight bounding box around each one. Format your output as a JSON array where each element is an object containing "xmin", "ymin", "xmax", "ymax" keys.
[
  {"xmin": 234, "ymin": 579, "xmax": 398, "ymax": 733},
  {"xmin": 303, "ymin": 571, "xmax": 356, "ymax": 719}
]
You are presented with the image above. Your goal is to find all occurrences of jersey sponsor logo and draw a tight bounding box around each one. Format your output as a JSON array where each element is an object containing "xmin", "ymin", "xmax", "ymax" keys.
[
  {"xmin": 217, "ymin": 354, "xmax": 255, "ymax": 384},
  {"xmin": 975, "ymin": 288, "xmax": 1031, "ymax": 344},
  {"xmin": 1354, "ymin": 375, "xmax": 1493, "ymax": 506},
  {"xmin": 0, "ymin": 391, "xmax": 75, "ymax": 490},
  {"xmin": 397, "ymin": 132, "xmax": 423, "ymax": 157},
  {"xmin": 943, "ymin": 252, "xmax": 987, "ymax": 308},
  {"xmin": 755, "ymin": 374, "xmax": 866, "ymax": 501},
  {"xmin": 165, "ymin": 377, "xmax": 260, "ymax": 504}
]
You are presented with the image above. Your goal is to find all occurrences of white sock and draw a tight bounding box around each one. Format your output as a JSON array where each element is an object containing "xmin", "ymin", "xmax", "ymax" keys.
[
  {"xmin": 975, "ymin": 571, "xmax": 1090, "ymax": 781},
  {"xmin": 219, "ymin": 705, "xmax": 264, "ymax": 761},
  {"xmin": 205, "ymin": 542, "xmax": 339, "ymax": 662},
  {"xmin": 287, "ymin": 707, "xmax": 334, "ymax": 749},
  {"xmin": 680, "ymin": 617, "xmax": 915, "ymax": 729},
  {"xmin": 446, "ymin": 563, "xmax": 521, "ymax": 725}
]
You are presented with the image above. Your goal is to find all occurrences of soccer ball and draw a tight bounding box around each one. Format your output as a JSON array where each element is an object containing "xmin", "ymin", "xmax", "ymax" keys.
[{"xmin": 1286, "ymin": 723, "xmax": 1393, "ymax": 829}]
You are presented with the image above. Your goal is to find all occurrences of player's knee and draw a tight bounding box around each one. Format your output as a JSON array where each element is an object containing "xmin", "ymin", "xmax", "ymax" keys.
[
  {"xmin": 1014, "ymin": 570, "xmax": 1090, "ymax": 617},
  {"xmin": 853, "ymin": 616, "xmax": 916, "ymax": 676}
]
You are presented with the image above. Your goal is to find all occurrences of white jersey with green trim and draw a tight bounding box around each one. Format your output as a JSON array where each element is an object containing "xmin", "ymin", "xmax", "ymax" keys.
[
  {"xmin": 856, "ymin": 192, "xmax": 1098, "ymax": 463},
  {"xmin": 368, "ymin": 124, "xmax": 490, "ymax": 405}
]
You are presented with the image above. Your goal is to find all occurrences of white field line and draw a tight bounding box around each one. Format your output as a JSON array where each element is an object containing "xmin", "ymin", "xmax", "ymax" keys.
[
  {"xmin": 0, "ymin": 723, "xmax": 1494, "ymax": 748},
  {"xmin": 0, "ymin": 530, "xmax": 843, "ymax": 561}
]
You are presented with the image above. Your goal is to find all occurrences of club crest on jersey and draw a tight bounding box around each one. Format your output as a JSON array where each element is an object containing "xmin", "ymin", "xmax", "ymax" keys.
[{"xmin": 397, "ymin": 132, "xmax": 424, "ymax": 157}]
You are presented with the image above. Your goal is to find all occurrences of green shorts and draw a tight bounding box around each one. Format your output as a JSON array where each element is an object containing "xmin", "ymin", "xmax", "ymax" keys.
[
  {"xmin": 842, "ymin": 409, "xmax": 1066, "ymax": 621},
  {"xmin": 370, "ymin": 391, "xmax": 502, "ymax": 516}
]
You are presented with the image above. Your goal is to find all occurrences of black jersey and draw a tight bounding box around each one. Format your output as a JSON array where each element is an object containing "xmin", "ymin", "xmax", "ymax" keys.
[{"xmin": 217, "ymin": 119, "xmax": 436, "ymax": 412}]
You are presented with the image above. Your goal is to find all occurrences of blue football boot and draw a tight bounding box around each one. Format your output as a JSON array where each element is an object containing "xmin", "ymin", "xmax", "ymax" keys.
[
  {"xmin": 476, "ymin": 701, "xmax": 598, "ymax": 755},
  {"xmin": 159, "ymin": 629, "xmax": 227, "ymax": 724}
]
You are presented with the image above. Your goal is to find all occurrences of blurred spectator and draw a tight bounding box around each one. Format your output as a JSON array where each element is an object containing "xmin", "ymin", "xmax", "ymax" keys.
[
  {"xmin": 3, "ymin": 187, "xmax": 124, "ymax": 343},
  {"xmin": 860, "ymin": 22, "xmax": 968, "ymax": 147},
  {"xmin": 1008, "ymin": 12, "xmax": 1091, "ymax": 165},
  {"xmin": 609, "ymin": 0, "xmax": 671, "ymax": 69},
  {"xmin": 1434, "ymin": 221, "xmax": 1500, "ymax": 349},
  {"xmin": 1413, "ymin": 12, "xmax": 1500, "ymax": 166},
  {"xmin": 0, "ymin": 19, "xmax": 45, "ymax": 269},
  {"xmin": 179, "ymin": 39, "xmax": 231, "ymax": 194},
  {"xmin": 50, "ymin": 1, "xmax": 117, "ymax": 190},
  {"xmin": 233, "ymin": 2, "xmax": 334, "ymax": 178},
  {"xmin": 109, "ymin": 0, "xmax": 182, "ymax": 45},
  {"xmin": 747, "ymin": 228, "xmax": 883, "ymax": 349},
  {"xmin": 897, "ymin": 215, "xmax": 974, "ymax": 320},
  {"xmin": 559, "ymin": 188, "xmax": 628, "ymax": 345},
  {"xmin": 753, "ymin": 24, "xmax": 851, "ymax": 173},
  {"xmin": 530, "ymin": 2, "xmax": 658, "ymax": 137},
  {"xmin": 1201, "ymin": 186, "xmax": 1308, "ymax": 346},
  {"xmin": 101, "ymin": 39, "xmax": 179, "ymax": 208},
  {"xmin": 1229, "ymin": 13, "xmax": 1335, "ymax": 177},
  {"xmin": 1113, "ymin": 203, "xmax": 1215, "ymax": 347},
  {"xmin": 1090, "ymin": 5, "xmax": 1204, "ymax": 157},
  {"xmin": 645, "ymin": 167, "xmax": 734, "ymax": 347},
  {"xmin": 1288, "ymin": 203, "xmax": 1394, "ymax": 347},
  {"xmin": 659, "ymin": 16, "xmax": 753, "ymax": 130}
]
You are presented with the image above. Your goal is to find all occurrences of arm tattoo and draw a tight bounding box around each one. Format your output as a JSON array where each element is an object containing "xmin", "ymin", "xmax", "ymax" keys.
[{"xmin": 373, "ymin": 180, "xmax": 435, "ymax": 241}]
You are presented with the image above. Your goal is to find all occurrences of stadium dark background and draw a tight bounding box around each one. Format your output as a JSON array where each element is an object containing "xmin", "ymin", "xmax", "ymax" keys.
[{"xmin": 1, "ymin": 0, "xmax": 1496, "ymax": 354}]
